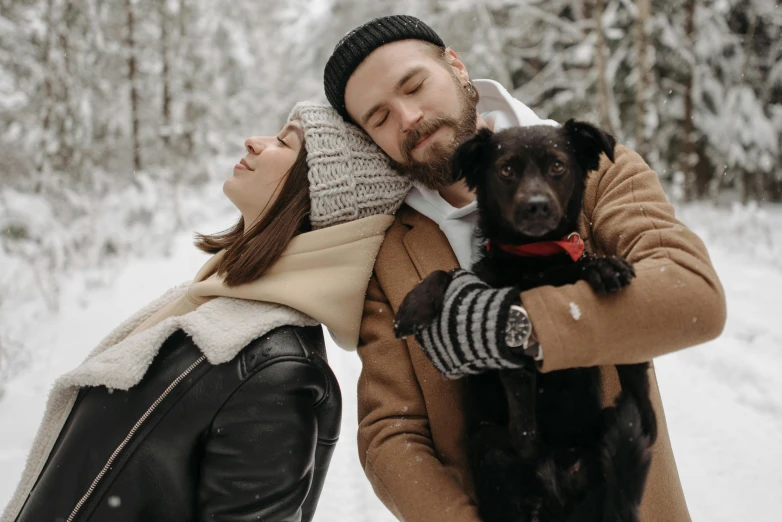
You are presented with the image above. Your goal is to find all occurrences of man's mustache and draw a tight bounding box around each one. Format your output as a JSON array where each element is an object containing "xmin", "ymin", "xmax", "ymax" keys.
[{"xmin": 401, "ymin": 116, "xmax": 458, "ymax": 163}]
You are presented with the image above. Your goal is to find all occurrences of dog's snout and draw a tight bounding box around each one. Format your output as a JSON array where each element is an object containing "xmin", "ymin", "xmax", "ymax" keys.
[{"xmin": 520, "ymin": 195, "xmax": 554, "ymax": 219}]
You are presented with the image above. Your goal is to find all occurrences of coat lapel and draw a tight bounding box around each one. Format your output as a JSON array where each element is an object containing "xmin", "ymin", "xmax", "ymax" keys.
[
  {"xmin": 394, "ymin": 206, "xmax": 477, "ymax": 498},
  {"xmin": 400, "ymin": 207, "xmax": 460, "ymax": 279}
]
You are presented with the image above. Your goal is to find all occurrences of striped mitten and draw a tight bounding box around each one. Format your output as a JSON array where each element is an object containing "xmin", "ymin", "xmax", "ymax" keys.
[{"xmin": 414, "ymin": 269, "xmax": 529, "ymax": 379}]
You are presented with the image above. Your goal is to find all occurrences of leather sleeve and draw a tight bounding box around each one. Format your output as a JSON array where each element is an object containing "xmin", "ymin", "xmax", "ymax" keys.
[
  {"xmin": 197, "ymin": 349, "xmax": 329, "ymax": 522},
  {"xmin": 522, "ymin": 145, "xmax": 727, "ymax": 372},
  {"xmin": 356, "ymin": 275, "xmax": 482, "ymax": 522}
]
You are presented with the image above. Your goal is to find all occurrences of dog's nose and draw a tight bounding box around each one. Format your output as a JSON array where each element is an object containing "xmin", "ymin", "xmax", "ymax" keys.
[{"xmin": 520, "ymin": 195, "xmax": 554, "ymax": 219}]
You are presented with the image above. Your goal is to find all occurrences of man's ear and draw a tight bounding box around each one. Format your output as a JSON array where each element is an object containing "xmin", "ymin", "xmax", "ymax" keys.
[
  {"xmin": 564, "ymin": 119, "xmax": 616, "ymax": 173},
  {"xmin": 451, "ymin": 128, "xmax": 493, "ymax": 190},
  {"xmin": 444, "ymin": 48, "xmax": 470, "ymax": 83}
]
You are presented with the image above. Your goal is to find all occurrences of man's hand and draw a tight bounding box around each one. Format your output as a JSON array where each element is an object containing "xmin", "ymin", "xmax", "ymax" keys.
[{"xmin": 395, "ymin": 269, "xmax": 531, "ymax": 379}]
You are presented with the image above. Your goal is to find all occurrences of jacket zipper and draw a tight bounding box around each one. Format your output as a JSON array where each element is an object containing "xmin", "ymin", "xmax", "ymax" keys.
[{"xmin": 66, "ymin": 355, "xmax": 207, "ymax": 522}]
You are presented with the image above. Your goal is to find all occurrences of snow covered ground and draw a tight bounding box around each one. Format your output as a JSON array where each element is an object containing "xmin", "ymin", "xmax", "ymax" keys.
[{"xmin": 1, "ymin": 202, "xmax": 781, "ymax": 521}]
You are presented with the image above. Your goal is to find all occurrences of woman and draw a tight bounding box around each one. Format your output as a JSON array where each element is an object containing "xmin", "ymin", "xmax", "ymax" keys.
[{"xmin": 1, "ymin": 102, "xmax": 410, "ymax": 522}]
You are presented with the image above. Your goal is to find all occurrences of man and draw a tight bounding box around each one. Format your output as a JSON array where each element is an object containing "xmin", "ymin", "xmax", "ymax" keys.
[{"xmin": 323, "ymin": 15, "xmax": 725, "ymax": 522}]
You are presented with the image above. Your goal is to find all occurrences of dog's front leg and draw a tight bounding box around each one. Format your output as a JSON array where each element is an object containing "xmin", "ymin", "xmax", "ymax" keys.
[
  {"xmin": 393, "ymin": 270, "xmax": 454, "ymax": 338},
  {"xmin": 499, "ymin": 367, "xmax": 540, "ymax": 461},
  {"xmin": 616, "ymin": 363, "xmax": 657, "ymax": 444},
  {"xmin": 578, "ymin": 254, "xmax": 636, "ymax": 293}
]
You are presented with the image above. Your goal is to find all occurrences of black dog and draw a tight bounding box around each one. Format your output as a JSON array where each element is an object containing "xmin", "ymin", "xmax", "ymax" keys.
[{"xmin": 394, "ymin": 121, "xmax": 657, "ymax": 522}]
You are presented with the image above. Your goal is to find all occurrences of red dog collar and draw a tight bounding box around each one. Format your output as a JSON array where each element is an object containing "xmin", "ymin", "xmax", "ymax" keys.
[{"xmin": 488, "ymin": 232, "xmax": 585, "ymax": 262}]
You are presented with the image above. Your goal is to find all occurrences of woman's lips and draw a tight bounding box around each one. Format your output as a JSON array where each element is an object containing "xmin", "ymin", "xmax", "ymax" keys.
[{"xmin": 235, "ymin": 158, "xmax": 253, "ymax": 171}]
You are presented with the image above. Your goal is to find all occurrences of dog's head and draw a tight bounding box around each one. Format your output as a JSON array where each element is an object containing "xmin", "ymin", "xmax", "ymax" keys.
[{"xmin": 452, "ymin": 119, "xmax": 615, "ymax": 242}]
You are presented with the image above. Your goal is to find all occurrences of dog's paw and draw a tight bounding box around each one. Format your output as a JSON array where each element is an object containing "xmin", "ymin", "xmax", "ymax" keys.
[
  {"xmin": 393, "ymin": 270, "xmax": 453, "ymax": 338},
  {"xmin": 581, "ymin": 256, "xmax": 635, "ymax": 293}
]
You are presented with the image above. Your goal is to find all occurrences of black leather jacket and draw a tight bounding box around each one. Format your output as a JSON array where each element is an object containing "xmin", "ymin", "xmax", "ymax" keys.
[{"xmin": 15, "ymin": 325, "xmax": 341, "ymax": 522}]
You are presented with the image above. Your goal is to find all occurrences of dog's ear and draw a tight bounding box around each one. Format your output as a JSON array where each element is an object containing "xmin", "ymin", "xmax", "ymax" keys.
[
  {"xmin": 564, "ymin": 119, "xmax": 616, "ymax": 173},
  {"xmin": 451, "ymin": 128, "xmax": 494, "ymax": 190}
]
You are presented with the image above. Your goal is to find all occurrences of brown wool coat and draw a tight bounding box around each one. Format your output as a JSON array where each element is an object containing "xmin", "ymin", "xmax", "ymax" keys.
[{"xmin": 357, "ymin": 145, "xmax": 727, "ymax": 522}]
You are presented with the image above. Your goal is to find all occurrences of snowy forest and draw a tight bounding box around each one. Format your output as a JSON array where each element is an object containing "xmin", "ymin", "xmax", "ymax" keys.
[
  {"xmin": 1, "ymin": 1, "xmax": 781, "ymax": 520},
  {"xmin": 2, "ymin": 0, "xmax": 782, "ymax": 403}
]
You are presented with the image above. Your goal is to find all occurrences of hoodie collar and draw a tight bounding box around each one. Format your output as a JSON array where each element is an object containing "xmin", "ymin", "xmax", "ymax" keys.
[{"xmin": 474, "ymin": 79, "xmax": 559, "ymax": 130}]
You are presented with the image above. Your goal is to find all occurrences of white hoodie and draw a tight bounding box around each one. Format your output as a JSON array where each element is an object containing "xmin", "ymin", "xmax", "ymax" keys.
[{"xmin": 404, "ymin": 79, "xmax": 558, "ymax": 268}]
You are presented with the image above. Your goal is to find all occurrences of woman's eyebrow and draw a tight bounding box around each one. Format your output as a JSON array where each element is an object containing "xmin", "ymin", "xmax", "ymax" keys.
[{"xmin": 283, "ymin": 123, "xmax": 304, "ymax": 144}]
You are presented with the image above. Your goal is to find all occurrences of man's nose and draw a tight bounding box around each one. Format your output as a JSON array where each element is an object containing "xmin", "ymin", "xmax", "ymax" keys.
[
  {"xmin": 398, "ymin": 103, "xmax": 423, "ymax": 133},
  {"xmin": 244, "ymin": 136, "xmax": 268, "ymax": 155}
]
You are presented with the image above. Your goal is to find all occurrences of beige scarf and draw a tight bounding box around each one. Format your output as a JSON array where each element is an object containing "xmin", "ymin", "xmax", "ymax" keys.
[{"xmin": 130, "ymin": 213, "xmax": 394, "ymax": 348}]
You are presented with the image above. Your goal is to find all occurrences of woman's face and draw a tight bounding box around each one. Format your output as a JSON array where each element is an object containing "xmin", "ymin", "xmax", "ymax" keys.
[{"xmin": 223, "ymin": 122, "xmax": 305, "ymax": 228}]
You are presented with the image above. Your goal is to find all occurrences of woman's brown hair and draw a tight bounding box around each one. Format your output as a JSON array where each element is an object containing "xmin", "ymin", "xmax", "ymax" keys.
[{"xmin": 194, "ymin": 139, "xmax": 311, "ymax": 287}]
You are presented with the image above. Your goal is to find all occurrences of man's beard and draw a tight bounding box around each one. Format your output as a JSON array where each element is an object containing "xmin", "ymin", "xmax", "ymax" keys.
[{"xmin": 389, "ymin": 81, "xmax": 478, "ymax": 190}]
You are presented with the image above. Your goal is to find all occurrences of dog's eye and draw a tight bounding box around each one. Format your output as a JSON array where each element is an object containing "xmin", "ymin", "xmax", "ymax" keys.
[
  {"xmin": 551, "ymin": 161, "xmax": 565, "ymax": 175},
  {"xmin": 500, "ymin": 165, "xmax": 513, "ymax": 178}
]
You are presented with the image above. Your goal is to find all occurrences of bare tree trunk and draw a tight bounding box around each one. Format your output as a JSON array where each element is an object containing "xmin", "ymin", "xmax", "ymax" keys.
[
  {"xmin": 37, "ymin": 0, "xmax": 57, "ymax": 192},
  {"xmin": 60, "ymin": 0, "xmax": 79, "ymax": 176},
  {"xmin": 160, "ymin": 2, "xmax": 172, "ymax": 148},
  {"xmin": 738, "ymin": 170, "xmax": 750, "ymax": 205},
  {"xmin": 683, "ymin": 0, "xmax": 697, "ymax": 201},
  {"xmin": 741, "ymin": 9, "xmax": 757, "ymax": 81},
  {"xmin": 740, "ymin": 8, "xmax": 758, "ymax": 203},
  {"xmin": 634, "ymin": 0, "xmax": 651, "ymax": 156},
  {"xmin": 37, "ymin": 0, "xmax": 81, "ymax": 186},
  {"xmin": 179, "ymin": 0, "xmax": 195, "ymax": 156},
  {"xmin": 593, "ymin": 0, "xmax": 613, "ymax": 134},
  {"xmin": 59, "ymin": 0, "xmax": 73, "ymax": 76},
  {"xmin": 126, "ymin": 0, "xmax": 141, "ymax": 173}
]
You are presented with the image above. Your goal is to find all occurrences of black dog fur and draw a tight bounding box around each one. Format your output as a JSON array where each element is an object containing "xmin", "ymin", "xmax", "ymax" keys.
[{"xmin": 394, "ymin": 120, "xmax": 657, "ymax": 522}]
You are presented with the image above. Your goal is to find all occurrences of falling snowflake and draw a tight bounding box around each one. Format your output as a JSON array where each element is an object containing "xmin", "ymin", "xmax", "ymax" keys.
[{"xmin": 569, "ymin": 302, "xmax": 582, "ymax": 321}]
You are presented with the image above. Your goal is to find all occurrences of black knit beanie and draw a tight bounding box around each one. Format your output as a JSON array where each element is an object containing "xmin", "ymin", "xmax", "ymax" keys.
[{"xmin": 324, "ymin": 15, "xmax": 445, "ymax": 122}]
